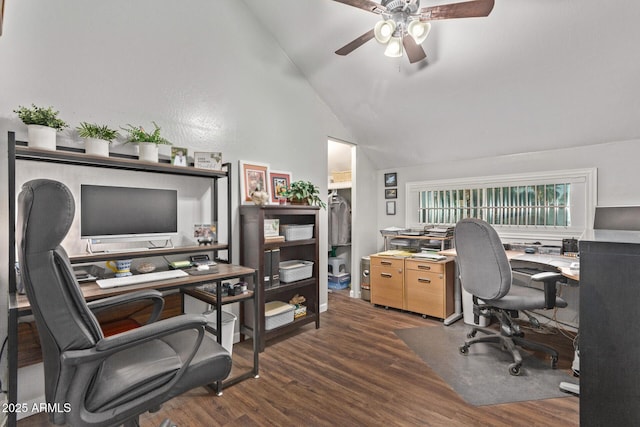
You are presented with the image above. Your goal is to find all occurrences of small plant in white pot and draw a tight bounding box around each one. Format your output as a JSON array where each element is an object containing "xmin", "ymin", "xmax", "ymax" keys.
[
  {"xmin": 14, "ymin": 104, "xmax": 68, "ymax": 151},
  {"xmin": 76, "ymin": 122, "xmax": 119, "ymax": 157},
  {"xmin": 121, "ymin": 122, "xmax": 171, "ymax": 163}
]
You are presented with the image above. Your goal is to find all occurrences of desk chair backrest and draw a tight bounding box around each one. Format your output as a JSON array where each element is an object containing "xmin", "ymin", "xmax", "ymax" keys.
[
  {"xmin": 17, "ymin": 179, "xmax": 103, "ymax": 421},
  {"xmin": 454, "ymin": 218, "xmax": 512, "ymax": 300}
]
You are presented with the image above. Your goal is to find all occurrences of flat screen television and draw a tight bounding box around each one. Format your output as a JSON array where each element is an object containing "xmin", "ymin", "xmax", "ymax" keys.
[{"xmin": 81, "ymin": 185, "xmax": 178, "ymax": 241}]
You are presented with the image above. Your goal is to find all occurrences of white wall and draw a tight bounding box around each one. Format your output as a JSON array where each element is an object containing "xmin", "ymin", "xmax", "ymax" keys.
[
  {"xmin": 379, "ymin": 139, "xmax": 640, "ymax": 238},
  {"xmin": 0, "ymin": 0, "xmax": 356, "ymax": 401}
]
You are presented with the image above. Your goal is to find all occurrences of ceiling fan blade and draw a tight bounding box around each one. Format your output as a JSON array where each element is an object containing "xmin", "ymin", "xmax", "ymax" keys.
[
  {"xmin": 403, "ymin": 36, "xmax": 427, "ymax": 63},
  {"xmin": 335, "ymin": 29, "xmax": 376, "ymax": 56},
  {"xmin": 332, "ymin": 0, "xmax": 387, "ymax": 15},
  {"xmin": 419, "ymin": 0, "xmax": 495, "ymax": 21}
]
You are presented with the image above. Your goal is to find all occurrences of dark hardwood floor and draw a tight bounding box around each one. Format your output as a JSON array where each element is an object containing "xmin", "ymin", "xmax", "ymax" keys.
[{"xmin": 19, "ymin": 290, "xmax": 579, "ymax": 426}]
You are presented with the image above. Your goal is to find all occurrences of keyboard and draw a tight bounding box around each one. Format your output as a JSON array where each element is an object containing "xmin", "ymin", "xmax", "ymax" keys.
[{"xmin": 96, "ymin": 269, "xmax": 189, "ymax": 289}]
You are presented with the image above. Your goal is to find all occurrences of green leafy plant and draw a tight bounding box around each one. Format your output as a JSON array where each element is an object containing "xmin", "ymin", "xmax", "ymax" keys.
[
  {"xmin": 121, "ymin": 121, "xmax": 171, "ymax": 145},
  {"xmin": 76, "ymin": 122, "xmax": 119, "ymax": 142},
  {"xmin": 283, "ymin": 180, "xmax": 326, "ymax": 209},
  {"xmin": 13, "ymin": 104, "xmax": 68, "ymax": 130}
]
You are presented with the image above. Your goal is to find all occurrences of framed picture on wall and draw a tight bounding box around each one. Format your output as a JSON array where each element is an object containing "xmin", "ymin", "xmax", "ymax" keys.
[
  {"xmin": 384, "ymin": 172, "xmax": 397, "ymax": 187},
  {"xmin": 269, "ymin": 170, "xmax": 292, "ymax": 204},
  {"xmin": 239, "ymin": 160, "xmax": 270, "ymax": 204},
  {"xmin": 386, "ymin": 201, "xmax": 396, "ymax": 215},
  {"xmin": 385, "ymin": 188, "xmax": 397, "ymax": 199}
]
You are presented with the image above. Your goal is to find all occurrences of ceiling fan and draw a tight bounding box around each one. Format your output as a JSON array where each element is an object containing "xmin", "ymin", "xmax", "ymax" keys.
[{"xmin": 333, "ymin": 0, "xmax": 495, "ymax": 63}]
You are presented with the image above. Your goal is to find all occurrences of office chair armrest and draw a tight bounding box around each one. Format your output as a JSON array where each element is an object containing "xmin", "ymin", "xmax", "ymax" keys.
[
  {"xmin": 62, "ymin": 314, "xmax": 208, "ymax": 365},
  {"xmin": 87, "ymin": 290, "xmax": 165, "ymax": 324},
  {"xmin": 530, "ymin": 271, "xmax": 564, "ymax": 309}
]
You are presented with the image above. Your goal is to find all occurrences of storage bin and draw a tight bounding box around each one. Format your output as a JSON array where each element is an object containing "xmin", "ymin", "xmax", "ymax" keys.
[
  {"xmin": 328, "ymin": 273, "xmax": 351, "ymax": 290},
  {"xmin": 280, "ymin": 224, "xmax": 314, "ymax": 241},
  {"xmin": 265, "ymin": 301, "xmax": 295, "ymax": 330},
  {"xmin": 331, "ymin": 170, "xmax": 352, "ymax": 183},
  {"xmin": 279, "ymin": 260, "xmax": 314, "ymax": 283}
]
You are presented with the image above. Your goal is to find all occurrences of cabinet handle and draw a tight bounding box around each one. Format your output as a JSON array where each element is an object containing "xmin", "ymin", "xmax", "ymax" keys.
[
  {"xmin": 381, "ymin": 261, "xmax": 392, "ymax": 266},
  {"xmin": 418, "ymin": 277, "xmax": 431, "ymax": 284},
  {"xmin": 380, "ymin": 273, "xmax": 393, "ymax": 278},
  {"xmin": 418, "ymin": 265, "xmax": 431, "ymax": 270}
]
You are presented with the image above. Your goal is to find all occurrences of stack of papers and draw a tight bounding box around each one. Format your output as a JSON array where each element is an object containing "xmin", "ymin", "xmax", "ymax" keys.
[{"xmin": 425, "ymin": 226, "xmax": 454, "ymax": 238}]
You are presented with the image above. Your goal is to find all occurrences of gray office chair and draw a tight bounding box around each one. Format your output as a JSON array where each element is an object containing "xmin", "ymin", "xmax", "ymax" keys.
[
  {"xmin": 17, "ymin": 179, "xmax": 232, "ymax": 426},
  {"xmin": 454, "ymin": 218, "xmax": 567, "ymax": 375}
]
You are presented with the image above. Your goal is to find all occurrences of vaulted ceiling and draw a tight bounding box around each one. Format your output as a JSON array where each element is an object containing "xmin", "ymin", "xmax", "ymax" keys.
[{"xmin": 243, "ymin": 0, "xmax": 640, "ymax": 169}]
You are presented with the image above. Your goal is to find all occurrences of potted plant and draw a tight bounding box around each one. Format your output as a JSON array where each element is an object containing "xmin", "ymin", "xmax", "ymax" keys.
[
  {"xmin": 284, "ymin": 180, "xmax": 326, "ymax": 209},
  {"xmin": 121, "ymin": 121, "xmax": 171, "ymax": 162},
  {"xmin": 76, "ymin": 122, "xmax": 119, "ymax": 157},
  {"xmin": 14, "ymin": 104, "xmax": 68, "ymax": 151}
]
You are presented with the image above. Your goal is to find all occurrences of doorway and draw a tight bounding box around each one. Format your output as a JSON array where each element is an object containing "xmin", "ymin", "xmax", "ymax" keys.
[{"xmin": 327, "ymin": 138, "xmax": 357, "ymax": 297}]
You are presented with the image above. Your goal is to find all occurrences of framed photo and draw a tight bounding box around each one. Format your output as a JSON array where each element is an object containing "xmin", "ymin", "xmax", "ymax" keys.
[
  {"xmin": 385, "ymin": 188, "xmax": 397, "ymax": 199},
  {"xmin": 193, "ymin": 223, "xmax": 217, "ymax": 243},
  {"xmin": 269, "ymin": 170, "xmax": 292, "ymax": 204},
  {"xmin": 171, "ymin": 146, "xmax": 188, "ymax": 167},
  {"xmin": 239, "ymin": 160, "xmax": 270, "ymax": 204},
  {"xmin": 386, "ymin": 201, "xmax": 396, "ymax": 215},
  {"xmin": 384, "ymin": 172, "xmax": 397, "ymax": 187},
  {"xmin": 194, "ymin": 152, "xmax": 222, "ymax": 170}
]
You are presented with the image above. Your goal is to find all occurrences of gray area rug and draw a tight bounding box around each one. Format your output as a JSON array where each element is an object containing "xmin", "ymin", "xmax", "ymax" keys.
[{"xmin": 395, "ymin": 324, "xmax": 574, "ymax": 406}]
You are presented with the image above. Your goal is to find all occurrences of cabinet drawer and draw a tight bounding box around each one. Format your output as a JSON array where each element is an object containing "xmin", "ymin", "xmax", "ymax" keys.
[
  {"xmin": 405, "ymin": 270, "xmax": 445, "ymax": 297},
  {"xmin": 370, "ymin": 263, "xmax": 403, "ymax": 309},
  {"xmin": 405, "ymin": 258, "xmax": 445, "ymax": 273},
  {"xmin": 371, "ymin": 256, "xmax": 404, "ymax": 269}
]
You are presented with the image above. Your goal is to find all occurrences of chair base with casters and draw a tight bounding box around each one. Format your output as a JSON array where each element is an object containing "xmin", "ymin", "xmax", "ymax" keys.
[{"xmin": 459, "ymin": 304, "xmax": 560, "ymax": 376}]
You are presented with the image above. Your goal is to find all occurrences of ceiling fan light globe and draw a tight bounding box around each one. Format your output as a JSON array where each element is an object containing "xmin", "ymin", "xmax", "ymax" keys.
[
  {"xmin": 384, "ymin": 36, "xmax": 403, "ymax": 57},
  {"xmin": 407, "ymin": 20, "xmax": 430, "ymax": 45},
  {"xmin": 374, "ymin": 19, "xmax": 396, "ymax": 44}
]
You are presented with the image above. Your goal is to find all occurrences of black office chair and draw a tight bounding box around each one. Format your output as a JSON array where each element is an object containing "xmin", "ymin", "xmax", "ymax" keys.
[
  {"xmin": 454, "ymin": 218, "xmax": 567, "ymax": 375},
  {"xmin": 17, "ymin": 179, "xmax": 232, "ymax": 426}
]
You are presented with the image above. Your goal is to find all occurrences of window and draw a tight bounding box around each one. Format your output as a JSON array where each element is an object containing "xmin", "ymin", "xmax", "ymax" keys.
[{"xmin": 406, "ymin": 169, "xmax": 597, "ymax": 241}]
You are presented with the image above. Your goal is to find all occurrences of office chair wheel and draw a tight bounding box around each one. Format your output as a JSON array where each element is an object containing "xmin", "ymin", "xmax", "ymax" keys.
[
  {"xmin": 508, "ymin": 363, "xmax": 521, "ymax": 376},
  {"xmin": 459, "ymin": 345, "xmax": 469, "ymax": 355}
]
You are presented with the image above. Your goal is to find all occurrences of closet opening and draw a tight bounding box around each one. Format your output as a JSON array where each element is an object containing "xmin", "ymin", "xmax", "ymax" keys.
[{"xmin": 327, "ymin": 138, "xmax": 357, "ymax": 298}]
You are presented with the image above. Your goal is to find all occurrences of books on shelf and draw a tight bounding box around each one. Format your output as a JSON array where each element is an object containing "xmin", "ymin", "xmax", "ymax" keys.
[{"xmin": 265, "ymin": 235, "xmax": 285, "ymax": 243}]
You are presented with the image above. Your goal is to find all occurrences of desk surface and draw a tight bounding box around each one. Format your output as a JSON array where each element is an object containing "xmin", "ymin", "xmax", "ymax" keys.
[
  {"xmin": 438, "ymin": 248, "xmax": 579, "ymax": 281},
  {"xmin": 13, "ymin": 263, "xmax": 256, "ymax": 312}
]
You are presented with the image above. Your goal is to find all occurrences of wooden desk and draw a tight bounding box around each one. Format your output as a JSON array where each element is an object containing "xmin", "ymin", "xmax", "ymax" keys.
[
  {"xmin": 439, "ymin": 248, "xmax": 579, "ymax": 281},
  {"xmin": 438, "ymin": 248, "xmax": 579, "ymax": 326},
  {"xmin": 9, "ymin": 263, "xmax": 259, "ymax": 405}
]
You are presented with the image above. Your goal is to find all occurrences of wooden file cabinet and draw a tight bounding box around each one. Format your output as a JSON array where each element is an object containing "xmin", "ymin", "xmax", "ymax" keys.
[
  {"xmin": 370, "ymin": 256, "xmax": 404, "ymax": 309},
  {"xmin": 404, "ymin": 258, "xmax": 455, "ymax": 320}
]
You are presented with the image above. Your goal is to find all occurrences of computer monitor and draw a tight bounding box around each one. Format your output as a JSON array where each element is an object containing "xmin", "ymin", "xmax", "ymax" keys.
[{"xmin": 80, "ymin": 184, "xmax": 178, "ymax": 241}]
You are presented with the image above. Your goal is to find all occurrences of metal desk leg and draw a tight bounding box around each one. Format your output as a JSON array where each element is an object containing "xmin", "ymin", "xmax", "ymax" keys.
[
  {"xmin": 444, "ymin": 260, "xmax": 463, "ymax": 326},
  {"xmin": 252, "ymin": 271, "xmax": 260, "ymax": 379}
]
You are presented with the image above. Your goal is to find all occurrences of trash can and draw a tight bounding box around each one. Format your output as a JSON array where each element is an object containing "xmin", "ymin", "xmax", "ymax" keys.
[
  {"xmin": 183, "ymin": 294, "xmax": 236, "ymax": 355},
  {"xmin": 202, "ymin": 310, "xmax": 237, "ymax": 356},
  {"xmin": 462, "ymin": 288, "xmax": 489, "ymax": 327},
  {"xmin": 361, "ymin": 256, "xmax": 370, "ymax": 301}
]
